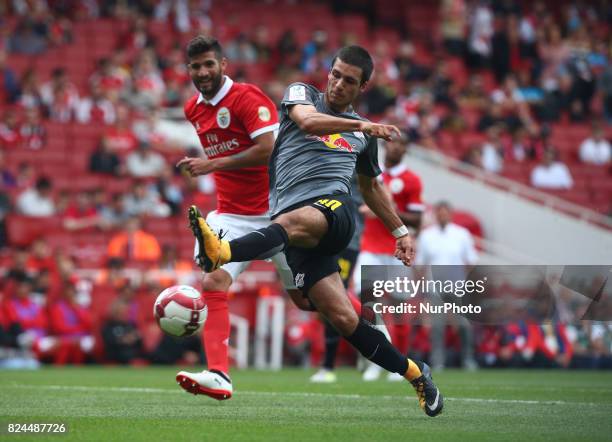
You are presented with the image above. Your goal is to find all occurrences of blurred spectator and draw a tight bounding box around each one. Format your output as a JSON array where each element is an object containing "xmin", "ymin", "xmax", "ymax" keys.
[
  {"xmin": 508, "ymin": 126, "xmax": 538, "ymax": 162},
  {"xmin": 16, "ymin": 176, "xmax": 56, "ymax": 217},
  {"xmin": 17, "ymin": 69, "xmax": 45, "ymax": 111},
  {"xmin": 440, "ymin": 0, "xmax": 467, "ymax": 56},
  {"xmin": 481, "ymin": 126, "xmax": 504, "ymax": 173},
  {"xmin": 600, "ymin": 58, "xmax": 612, "ymax": 123},
  {"xmin": 579, "ymin": 122, "xmax": 611, "ymax": 165},
  {"xmin": 0, "ymin": 109, "xmax": 21, "ymax": 148},
  {"xmin": 62, "ymin": 190, "xmax": 101, "ymax": 231},
  {"xmin": 99, "ymin": 193, "xmax": 130, "ymax": 229},
  {"xmin": 26, "ymin": 238, "xmax": 57, "ymax": 277},
  {"xmin": 415, "ymin": 201, "xmax": 478, "ymax": 370},
  {"xmin": 394, "ymin": 41, "xmax": 430, "ymax": 82},
  {"xmin": 39, "ymin": 68, "xmax": 80, "ymax": 122},
  {"xmin": 3, "ymin": 273, "xmax": 56, "ymax": 357},
  {"xmin": 301, "ymin": 30, "xmax": 332, "ymax": 74},
  {"xmin": 124, "ymin": 180, "xmax": 170, "ymax": 217},
  {"xmin": 9, "ymin": 17, "xmax": 48, "ymax": 54},
  {"xmin": 276, "ymin": 30, "xmax": 300, "ymax": 70},
  {"xmin": 459, "ymin": 74, "xmax": 489, "ymax": 111},
  {"xmin": 101, "ymin": 298, "xmax": 145, "ymax": 364},
  {"xmin": 0, "ymin": 49, "xmax": 20, "ymax": 104},
  {"xmin": 107, "ymin": 216, "xmax": 162, "ymax": 262},
  {"xmin": 15, "ymin": 161, "xmax": 35, "ymax": 189},
  {"xmin": 462, "ymin": 143, "xmax": 483, "ymax": 169},
  {"xmin": 154, "ymin": 166, "xmax": 183, "ymax": 215},
  {"xmin": 530, "ymin": 148, "xmax": 573, "ymax": 189},
  {"xmin": 131, "ymin": 50, "xmax": 165, "ymax": 109},
  {"xmin": 48, "ymin": 281, "xmax": 95, "ymax": 364},
  {"xmin": 252, "ymin": 25, "xmax": 273, "ymax": 63},
  {"xmin": 226, "ymin": 33, "xmax": 258, "ymax": 64},
  {"xmin": 76, "ymin": 83, "xmax": 117, "ymax": 125},
  {"xmin": 89, "ymin": 137, "xmax": 123, "ymax": 175},
  {"xmin": 126, "ymin": 142, "xmax": 166, "ymax": 178},
  {"xmin": 466, "ymin": 0, "xmax": 494, "ymax": 69},
  {"xmin": 0, "ymin": 150, "xmax": 16, "ymax": 188},
  {"xmin": 0, "ymin": 188, "xmax": 10, "ymax": 248},
  {"xmin": 119, "ymin": 14, "xmax": 154, "ymax": 56},
  {"xmin": 19, "ymin": 107, "xmax": 46, "ymax": 150},
  {"xmin": 104, "ymin": 104, "xmax": 138, "ymax": 152},
  {"xmin": 89, "ymin": 56, "xmax": 130, "ymax": 101}
]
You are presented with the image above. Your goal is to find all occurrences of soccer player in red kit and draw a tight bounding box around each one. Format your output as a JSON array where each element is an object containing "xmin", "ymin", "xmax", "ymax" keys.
[
  {"xmin": 175, "ymin": 36, "xmax": 296, "ymax": 400},
  {"xmin": 352, "ymin": 135, "xmax": 424, "ymax": 381}
]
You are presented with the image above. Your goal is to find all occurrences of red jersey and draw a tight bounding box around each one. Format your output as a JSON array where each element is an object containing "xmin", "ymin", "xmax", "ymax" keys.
[
  {"xmin": 360, "ymin": 164, "xmax": 424, "ymax": 254},
  {"xmin": 184, "ymin": 76, "xmax": 279, "ymax": 215}
]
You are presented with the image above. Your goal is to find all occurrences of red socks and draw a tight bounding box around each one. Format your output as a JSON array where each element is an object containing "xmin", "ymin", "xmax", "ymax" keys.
[{"xmin": 202, "ymin": 291, "xmax": 230, "ymax": 374}]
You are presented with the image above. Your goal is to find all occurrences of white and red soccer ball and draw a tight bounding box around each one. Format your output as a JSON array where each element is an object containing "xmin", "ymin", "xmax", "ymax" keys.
[{"xmin": 154, "ymin": 285, "xmax": 207, "ymax": 337}]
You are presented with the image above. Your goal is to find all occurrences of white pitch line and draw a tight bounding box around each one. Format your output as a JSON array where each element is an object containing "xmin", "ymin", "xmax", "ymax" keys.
[{"xmin": 5, "ymin": 384, "xmax": 607, "ymax": 407}]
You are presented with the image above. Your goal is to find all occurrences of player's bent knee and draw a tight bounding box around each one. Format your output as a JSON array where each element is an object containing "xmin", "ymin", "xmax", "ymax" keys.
[
  {"xmin": 201, "ymin": 270, "xmax": 232, "ymax": 292},
  {"xmin": 329, "ymin": 310, "xmax": 359, "ymax": 336}
]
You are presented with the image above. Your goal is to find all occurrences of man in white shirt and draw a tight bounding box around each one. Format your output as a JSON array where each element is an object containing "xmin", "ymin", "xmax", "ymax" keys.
[
  {"xmin": 16, "ymin": 177, "xmax": 56, "ymax": 217},
  {"xmin": 531, "ymin": 148, "xmax": 574, "ymax": 189},
  {"xmin": 579, "ymin": 123, "xmax": 611, "ymax": 165},
  {"xmin": 415, "ymin": 201, "xmax": 478, "ymax": 370},
  {"xmin": 126, "ymin": 142, "xmax": 166, "ymax": 178}
]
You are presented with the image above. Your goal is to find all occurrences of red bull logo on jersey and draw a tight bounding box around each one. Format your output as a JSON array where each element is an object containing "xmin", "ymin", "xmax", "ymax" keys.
[{"xmin": 308, "ymin": 133, "xmax": 355, "ymax": 153}]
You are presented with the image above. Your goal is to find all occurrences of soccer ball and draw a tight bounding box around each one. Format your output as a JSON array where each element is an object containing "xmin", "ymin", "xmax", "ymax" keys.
[{"xmin": 154, "ymin": 285, "xmax": 207, "ymax": 337}]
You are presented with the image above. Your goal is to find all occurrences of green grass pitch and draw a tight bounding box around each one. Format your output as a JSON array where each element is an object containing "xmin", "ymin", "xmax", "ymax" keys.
[{"xmin": 1, "ymin": 367, "xmax": 611, "ymax": 441}]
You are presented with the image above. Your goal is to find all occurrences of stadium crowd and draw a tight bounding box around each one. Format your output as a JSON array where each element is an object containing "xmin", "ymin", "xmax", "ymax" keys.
[{"xmin": 0, "ymin": 0, "xmax": 611, "ymax": 370}]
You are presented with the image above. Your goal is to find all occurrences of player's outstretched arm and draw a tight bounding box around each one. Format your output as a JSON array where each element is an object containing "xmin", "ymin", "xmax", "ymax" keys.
[
  {"xmin": 176, "ymin": 132, "xmax": 275, "ymax": 176},
  {"xmin": 358, "ymin": 174, "xmax": 415, "ymax": 266},
  {"xmin": 289, "ymin": 105, "xmax": 401, "ymax": 141}
]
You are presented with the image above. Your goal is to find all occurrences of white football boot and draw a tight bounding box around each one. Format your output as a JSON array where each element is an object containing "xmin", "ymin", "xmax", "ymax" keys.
[
  {"xmin": 176, "ymin": 370, "xmax": 233, "ymax": 400},
  {"xmin": 309, "ymin": 368, "xmax": 337, "ymax": 383}
]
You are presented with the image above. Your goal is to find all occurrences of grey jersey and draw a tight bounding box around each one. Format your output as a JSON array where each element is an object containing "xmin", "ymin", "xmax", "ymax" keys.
[
  {"xmin": 347, "ymin": 173, "xmax": 364, "ymax": 251},
  {"xmin": 268, "ymin": 82, "xmax": 381, "ymax": 217}
]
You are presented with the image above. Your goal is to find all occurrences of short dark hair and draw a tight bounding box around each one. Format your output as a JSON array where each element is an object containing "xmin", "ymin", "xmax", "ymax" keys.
[
  {"xmin": 186, "ymin": 35, "xmax": 223, "ymax": 60},
  {"xmin": 332, "ymin": 45, "xmax": 374, "ymax": 84}
]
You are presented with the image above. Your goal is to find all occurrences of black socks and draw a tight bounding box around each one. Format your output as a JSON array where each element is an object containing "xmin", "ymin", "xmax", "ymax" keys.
[
  {"xmin": 345, "ymin": 320, "xmax": 408, "ymax": 375},
  {"xmin": 229, "ymin": 223, "xmax": 289, "ymax": 262}
]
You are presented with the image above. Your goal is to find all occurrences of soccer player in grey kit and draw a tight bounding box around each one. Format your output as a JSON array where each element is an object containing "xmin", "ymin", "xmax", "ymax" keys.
[{"xmin": 189, "ymin": 45, "xmax": 443, "ymax": 416}]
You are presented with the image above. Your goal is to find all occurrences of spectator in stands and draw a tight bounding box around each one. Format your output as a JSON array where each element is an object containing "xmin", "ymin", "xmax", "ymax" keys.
[
  {"xmin": 154, "ymin": 165, "xmax": 183, "ymax": 216},
  {"xmin": 415, "ymin": 201, "xmax": 479, "ymax": 370},
  {"xmin": 19, "ymin": 107, "xmax": 46, "ymax": 150},
  {"xmin": 150, "ymin": 244, "xmax": 194, "ymax": 288},
  {"xmin": 48, "ymin": 281, "xmax": 95, "ymax": 364},
  {"xmin": 466, "ymin": 0, "xmax": 494, "ymax": 69},
  {"xmin": 89, "ymin": 137, "xmax": 122, "ymax": 176},
  {"xmin": 394, "ymin": 41, "xmax": 430, "ymax": 82},
  {"xmin": 458, "ymin": 74, "xmax": 489, "ymax": 108},
  {"xmin": 126, "ymin": 141, "xmax": 166, "ymax": 178},
  {"xmin": 481, "ymin": 125, "xmax": 504, "ymax": 173},
  {"xmin": 3, "ymin": 272, "xmax": 58, "ymax": 360},
  {"xmin": 8, "ymin": 17, "xmax": 48, "ymax": 54},
  {"xmin": 76, "ymin": 83, "xmax": 117, "ymax": 125},
  {"xmin": 16, "ymin": 176, "xmax": 56, "ymax": 217},
  {"xmin": 225, "ymin": 33, "xmax": 258, "ymax": 64},
  {"xmin": 131, "ymin": 50, "xmax": 165, "ymax": 109},
  {"xmin": 0, "ymin": 109, "xmax": 21, "ymax": 148},
  {"xmin": 251, "ymin": 25, "xmax": 273, "ymax": 63},
  {"xmin": 600, "ymin": 54, "xmax": 612, "ymax": 123},
  {"xmin": 62, "ymin": 190, "xmax": 101, "ymax": 231},
  {"xmin": 89, "ymin": 57, "xmax": 130, "ymax": 102},
  {"xmin": 101, "ymin": 298, "xmax": 145, "ymax": 365},
  {"xmin": 440, "ymin": 0, "xmax": 467, "ymax": 56},
  {"xmin": 17, "ymin": 69, "xmax": 45, "ymax": 111},
  {"xmin": 579, "ymin": 122, "xmax": 611, "ymax": 165},
  {"xmin": 0, "ymin": 188, "xmax": 10, "ymax": 248},
  {"xmin": 0, "ymin": 150, "xmax": 16, "ymax": 188},
  {"xmin": 99, "ymin": 192, "xmax": 130, "ymax": 229},
  {"xmin": 40, "ymin": 68, "xmax": 80, "ymax": 122},
  {"xmin": 124, "ymin": 180, "xmax": 170, "ymax": 217},
  {"xmin": 301, "ymin": 30, "xmax": 332, "ymax": 74},
  {"xmin": 530, "ymin": 147, "xmax": 574, "ymax": 189},
  {"xmin": 276, "ymin": 30, "xmax": 300, "ymax": 70},
  {"xmin": 107, "ymin": 216, "xmax": 162, "ymax": 262},
  {"xmin": 0, "ymin": 49, "xmax": 20, "ymax": 104},
  {"xmin": 104, "ymin": 104, "xmax": 138, "ymax": 152},
  {"xmin": 508, "ymin": 126, "xmax": 537, "ymax": 162}
]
